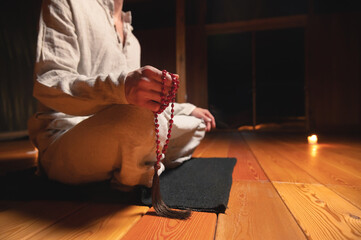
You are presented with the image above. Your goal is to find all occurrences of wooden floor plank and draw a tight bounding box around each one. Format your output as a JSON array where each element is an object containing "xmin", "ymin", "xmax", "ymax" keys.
[
  {"xmin": 216, "ymin": 181, "xmax": 306, "ymax": 240},
  {"xmin": 327, "ymin": 185, "xmax": 361, "ymax": 211},
  {"xmin": 193, "ymin": 132, "xmax": 230, "ymax": 158},
  {"xmin": 121, "ymin": 208, "xmax": 217, "ymax": 240},
  {"xmin": 242, "ymin": 132, "xmax": 318, "ymax": 184},
  {"xmin": 274, "ymin": 182, "xmax": 361, "ymax": 240},
  {"xmin": 255, "ymin": 134, "xmax": 361, "ymax": 208},
  {"xmin": 243, "ymin": 132, "xmax": 361, "ymax": 208},
  {"xmin": 28, "ymin": 204, "xmax": 149, "ymax": 240},
  {"xmin": 227, "ymin": 133, "xmax": 268, "ymax": 181},
  {"xmin": 192, "ymin": 133, "xmax": 215, "ymax": 158},
  {"xmin": 0, "ymin": 201, "xmax": 85, "ymax": 240},
  {"xmin": 0, "ymin": 201, "xmax": 25, "ymax": 213},
  {"xmin": 272, "ymin": 137, "xmax": 361, "ymax": 185}
]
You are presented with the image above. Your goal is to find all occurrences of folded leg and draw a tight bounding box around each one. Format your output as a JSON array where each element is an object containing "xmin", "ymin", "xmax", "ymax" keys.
[{"xmin": 40, "ymin": 105, "xmax": 157, "ymax": 187}]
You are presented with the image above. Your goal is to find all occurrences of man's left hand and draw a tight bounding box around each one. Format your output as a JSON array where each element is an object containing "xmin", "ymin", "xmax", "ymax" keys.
[{"xmin": 190, "ymin": 108, "xmax": 216, "ymax": 132}]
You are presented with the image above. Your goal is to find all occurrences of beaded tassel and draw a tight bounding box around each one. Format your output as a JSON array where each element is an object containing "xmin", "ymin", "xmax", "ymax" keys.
[{"xmin": 151, "ymin": 70, "xmax": 191, "ymax": 219}]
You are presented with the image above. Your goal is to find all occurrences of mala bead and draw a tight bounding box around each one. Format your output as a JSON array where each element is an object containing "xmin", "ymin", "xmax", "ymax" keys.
[{"xmin": 153, "ymin": 70, "xmax": 179, "ymax": 170}]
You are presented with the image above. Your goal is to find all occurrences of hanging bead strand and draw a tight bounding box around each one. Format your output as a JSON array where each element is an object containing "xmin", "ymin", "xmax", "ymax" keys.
[{"xmin": 153, "ymin": 70, "xmax": 179, "ymax": 171}]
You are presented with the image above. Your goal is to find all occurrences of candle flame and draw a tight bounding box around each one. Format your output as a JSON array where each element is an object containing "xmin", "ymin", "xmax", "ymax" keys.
[{"xmin": 308, "ymin": 134, "xmax": 318, "ymax": 144}]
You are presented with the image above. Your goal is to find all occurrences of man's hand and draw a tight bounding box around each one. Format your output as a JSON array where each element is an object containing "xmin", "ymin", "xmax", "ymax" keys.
[
  {"xmin": 125, "ymin": 66, "xmax": 174, "ymax": 112},
  {"xmin": 191, "ymin": 108, "xmax": 216, "ymax": 132}
]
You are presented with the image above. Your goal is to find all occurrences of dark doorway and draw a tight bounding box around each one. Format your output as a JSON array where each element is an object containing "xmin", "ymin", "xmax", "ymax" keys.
[{"xmin": 207, "ymin": 28, "xmax": 305, "ymax": 129}]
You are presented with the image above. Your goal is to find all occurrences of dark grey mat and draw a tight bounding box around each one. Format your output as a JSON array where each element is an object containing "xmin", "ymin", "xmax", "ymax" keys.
[{"xmin": 141, "ymin": 158, "xmax": 236, "ymax": 213}]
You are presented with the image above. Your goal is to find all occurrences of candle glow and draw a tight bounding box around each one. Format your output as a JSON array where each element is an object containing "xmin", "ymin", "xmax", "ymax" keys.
[{"xmin": 308, "ymin": 134, "xmax": 318, "ymax": 144}]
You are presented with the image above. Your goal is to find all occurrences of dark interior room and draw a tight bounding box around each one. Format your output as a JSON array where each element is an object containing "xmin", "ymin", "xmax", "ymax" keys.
[{"xmin": 0, "ymin": 0, "xmax": 361, "ymax": 239}]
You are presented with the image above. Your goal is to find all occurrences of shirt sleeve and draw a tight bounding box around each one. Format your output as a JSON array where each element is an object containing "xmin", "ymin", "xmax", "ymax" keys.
[{"xmin": 33, "ymin": 0, "xmax": 128, "ymax": 116}]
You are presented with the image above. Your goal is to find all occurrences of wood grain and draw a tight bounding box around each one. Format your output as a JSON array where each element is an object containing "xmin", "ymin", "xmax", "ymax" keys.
[
  {"xmin": 192, "ymin": 133, "xmax": 215, "ymax": 158},
  {"xmin": 270, "ymin": 141, "xmax": 361, "ymax": 186},
  {"xmin": 0, "ymin": 201, "xmax": 84, "ymax": 240},
  {"xmin": 273, "ymin": 137, "xmax": 361, "ymax": 184},
  {"xmin": 206, "ymin": 15, "xmax": 307, "ymax": 35},
  {"xmin": 255, "ymin": 133, "xmax": 361, "ymax": 208},
  {"xmin": 176, "ymin": 0, "xmax": 186, "ymax": 103},
  {"xmin": 0, "ymin": 140, "xmax": 38, "ymax": 172},
  {"xmin": 216, "ymin": 181, "xmax": 306, "ymax": 240},
  {"xmin": 194, "ymin": 132, "xmax": 231, "ymax": 158},
  {"xmin": 228, "ymin": 133, "xmax": 268, "ymax": 181},
  {"xmin": 242, "ymin": 132, "xmax": 318, "ymax": 184},
  {"xmin": 274, "ymin": 182, "xmax": 361, "ymax": 240},
  {"xmin": 328, "ymin": 185, "xmax": 361, "ymax": 210},
  {"xmin": 121, "ymin": 208, "xmax": 217, "ymax": 240},
  {"xmin": 243, "ymin": 132, "xmax": 361, "ymax": 208},
  {"xmin": 28, "ymin": 204, "xmax": 149, "ymax": 240},
  {"xmin": 0, "ymin": 140, "xmax": 37, "ymax": 160}
]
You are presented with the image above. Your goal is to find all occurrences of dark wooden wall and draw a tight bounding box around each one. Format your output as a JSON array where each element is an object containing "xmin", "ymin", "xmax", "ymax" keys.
[
  {"xmin": 306, "ymin": 13, "xmax": 361, "ymax": 132},
  {"xmin": 1, "ymin": 0, "xmax": 360, "ymax": 133},
  {"xmin": 132, "ymin": 0, "xmax": 208, "ymax": 108},
  {"xmin": 0, "ymin": 1, "xmax": 41, "ymax": 133}
]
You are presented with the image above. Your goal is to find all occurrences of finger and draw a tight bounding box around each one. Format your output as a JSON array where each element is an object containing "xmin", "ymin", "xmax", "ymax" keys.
[
  {"xmin": 206, "ymin": 121, "xmax": 211, "ymax": 132},
  {"xmin": 143, "ymin": 100, "xmax": 161, "ymax": 112},
  {"xmin": 143, "ymin": 66, "xmax": 173, "ymax": 87},
  {"xmin": 144, "ymin": 90, "xmax": 162, "ymax": 103},
  {"xmin": 205, "ymin": 111, "xmax": 216, "ymax": 128},
  {"xmin": 141, "ymin": 77, "xmax": 171, "ymax": 93}
]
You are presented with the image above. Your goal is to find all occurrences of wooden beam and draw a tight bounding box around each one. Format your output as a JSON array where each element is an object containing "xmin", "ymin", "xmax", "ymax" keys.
[
  {"xmin": 252, "ymin": 32, "xmax": 256, "ymax": 130},
  {"xmin": 176, "ymin": 0, "xmax": 187, "ymax": 102},
  {"xmin": 206, "ymin": 15, "xmax": 308, "ymax": 35}
]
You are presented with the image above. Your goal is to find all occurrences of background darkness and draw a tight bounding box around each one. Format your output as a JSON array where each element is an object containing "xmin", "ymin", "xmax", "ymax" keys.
[{"xmin": 1, "ymin": 0, "xmax": 360, "ymax": 133}]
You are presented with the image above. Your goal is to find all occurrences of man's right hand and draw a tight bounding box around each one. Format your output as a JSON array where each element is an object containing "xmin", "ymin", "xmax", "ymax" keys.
[{"xmin": 124, "ymin": 66, "xmax": 175, "ymax": 112}]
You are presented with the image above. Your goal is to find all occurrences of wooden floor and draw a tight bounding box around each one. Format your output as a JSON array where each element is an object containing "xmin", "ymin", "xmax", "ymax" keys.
[{"xmin": 1, "ymin": 131, "xmax": 361, "ymax": 239}]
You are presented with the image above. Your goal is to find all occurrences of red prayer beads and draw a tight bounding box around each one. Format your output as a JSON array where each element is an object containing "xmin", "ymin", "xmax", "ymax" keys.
[{"xmin": 154, "ymin": 70, "xmax": 179, "ymax": 171}]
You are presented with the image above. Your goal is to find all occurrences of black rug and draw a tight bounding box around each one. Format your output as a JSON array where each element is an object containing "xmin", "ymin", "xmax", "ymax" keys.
[
  {"xmin": 1, "ymin": 158, "xmax": 236, "ymax": 213},
  {"xmin": 141, "ymin": 158, "xmax": 236, "ymax": 213}
]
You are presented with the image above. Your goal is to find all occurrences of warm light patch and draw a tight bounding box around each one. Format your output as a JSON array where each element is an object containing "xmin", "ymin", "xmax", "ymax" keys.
[
  {"xmin": 311, "ymin": 145, "xmax": 318, "ymax": 157},
  {"xmin": 308, "ymin": 134, "xmax": 318, "ymax": 144}
]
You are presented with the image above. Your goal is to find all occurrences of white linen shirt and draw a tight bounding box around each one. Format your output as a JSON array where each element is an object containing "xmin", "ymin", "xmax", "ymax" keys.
[{"xmin": 29, "ymin": 0, "xmax": 196, "ymax": 154}]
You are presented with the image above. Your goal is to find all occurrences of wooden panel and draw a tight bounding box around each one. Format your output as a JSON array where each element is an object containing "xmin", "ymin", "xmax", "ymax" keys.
[
  {"xmin": 0, "ymin": 140, "xmax": 37, "ymax": 160},
  {"xmin": 0, "ymin": 140, "xmax": 38, "ymax": 173},
  {"xmin": 186, "ymin": 26, "xmax": 208, "ymax": 108},
  {"xmin": 274, "ymin": 183, "xmax": 361, "ymax": 240},
  {"xmin": 242, "ymin": 132, "xmax": 318, "ymax": 184},
  {"xmin": 185, "ymin": 0, "xmax": 208, "ymax": 108},
  {"xmin": 227, "ymin": 133, "xmax": 268, "ymax": 181},
  {"xmin": 0, "ymin": 201, "xmax": 84, "ymax": 240},
  {"xmin": 176, "ymin": 0, "xmax": 186, "ymax": 103},
  {"xmin": 206, "ymin": 15, "xmax": 307, "ymax": 35},
  {"xmin": 28, "ymin": 204, "xmax": 149, "ymax": 240},
  {"xmin": 306, "ymin": 13, "xmax": 361, "ymax": 132},
  {"xmin": 216, "ymin": 181, "xmax": 306, "ymax": 240},
  {"xmin": 121, "ymin": 208, "xmax": 217, "ymax": 240},
  {"xmin": 135, "ymin": 28, "xmax": 176, "ymax": 73}
]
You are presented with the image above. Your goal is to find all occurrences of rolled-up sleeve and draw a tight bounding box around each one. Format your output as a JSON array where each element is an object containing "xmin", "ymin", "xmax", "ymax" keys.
[{"xmin": 34, "ymin": 0, "xmax": 128, "ymax": 116}]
